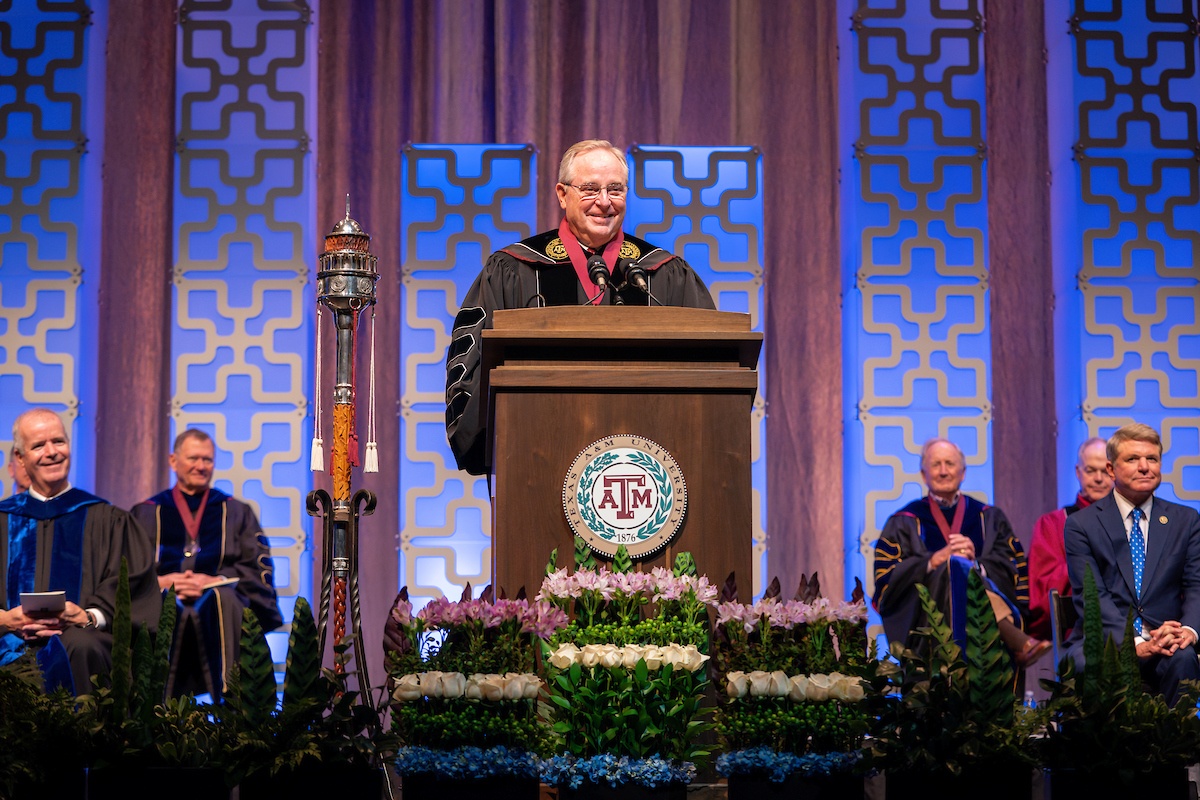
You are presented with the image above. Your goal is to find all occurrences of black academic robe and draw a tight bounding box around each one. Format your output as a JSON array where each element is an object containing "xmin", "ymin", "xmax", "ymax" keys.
[
  {"xmin": 0, "ymin": 489, "xmax": 160, "ymax": 693},
  {"xmin": 133, "ymin": 487, "xmax": 281, "ymax": 697},
  {"xmin": 872, "ymin": 495, "xmax": 1030, "ymax": 650},
  {"xmin": 445, "ymin": 228, "xmax": 717, "ymax": 474}
]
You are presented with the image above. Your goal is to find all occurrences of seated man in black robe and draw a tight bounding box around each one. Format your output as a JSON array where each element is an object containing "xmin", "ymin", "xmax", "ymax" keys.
[
  {"xmin": 445, "ymin": 139, "xmax": 717, "ymax": 475},
  {"xmin": 0, "ymin": 408, "xmax": 160, "ymax": 693},
  {"xmin": 873, "ymin": 437, "xmax": 1049, "ymax": 667},
  {"xmin": 133, "ymin": 429, "xmax": 282, "ymax": 697}
]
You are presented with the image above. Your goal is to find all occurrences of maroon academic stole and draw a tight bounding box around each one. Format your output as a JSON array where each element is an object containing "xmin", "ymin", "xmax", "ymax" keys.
[
  {"xmin": 559, "ymin": 218, "xmax": 624, "ymax": 305},
  {"xmin": 172, "ymin": 485, "xmax": 211, "ymax": 560},
  {"xmin": 928, "ymin": 494, "xmax": 966, "ymax": 550}
]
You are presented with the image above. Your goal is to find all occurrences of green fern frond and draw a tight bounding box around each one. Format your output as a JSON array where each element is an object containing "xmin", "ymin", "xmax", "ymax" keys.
[
  {"xmin": 673, "ymin": 552, "xmax": 697, "ymax": 578},
  {"xmin": 1119, "ymin": 610, "xmax": 1140, "ymax": 692},
  {"xmin": 573, "ymin": 536, "xmax": 596, "ymax": 570},
  {"xmin": 130, "ymin": 626, "xmax": 153, "ymax": 730},
  {"xmin": 916, "ymin": 583, "xmax": 961, "ymax": 672},
  {"xmin": 110, "ymin": 556, "xmax": 132, "ymax": 723},
  {"xmin": 283, "ymin": 596, "xmax": 319, "ymax": 708},
  {"xmin": 150, "ymin": 588, "xmax": 177, "ymax": 707},
  {"xmin": 613, "ymin": 545, "xmax": 633, "ymax": 574},
  {"xmin": 238, "ymin": 609, "xmax": 277, "ymax": 729},
  {"xmin": 1081, "ymin": 565, "xmax": 1103, "ymax": 704},
  {"xmin": 965, "ymin": 570, "xmax": 1014, "ymax": 724}
]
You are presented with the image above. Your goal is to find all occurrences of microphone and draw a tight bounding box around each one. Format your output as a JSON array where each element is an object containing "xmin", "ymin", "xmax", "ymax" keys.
[
  {"xmin": 587, "ymin": 254, "xmax": 609, "ymax": 291},
  {"xmin": 584, "ymin": 254, "xmax": 609, "ymax": 305},
  {"xmin": 624, "ymin": 260, "xmax": 649, "ymax": 294}
]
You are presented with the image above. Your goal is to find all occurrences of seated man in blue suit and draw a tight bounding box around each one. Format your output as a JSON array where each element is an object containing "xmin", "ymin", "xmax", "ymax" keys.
[{"xmin": 1064, "ymin": 423, "xmax": 1200, "ymax": 706}]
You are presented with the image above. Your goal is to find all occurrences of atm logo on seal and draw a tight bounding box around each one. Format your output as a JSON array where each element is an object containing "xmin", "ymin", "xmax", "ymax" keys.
[{"xmin": 563, "ymin": 435, "xmax": 687, "ymax": 558}]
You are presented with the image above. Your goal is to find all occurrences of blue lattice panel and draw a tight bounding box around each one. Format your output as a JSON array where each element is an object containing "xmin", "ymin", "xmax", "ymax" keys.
[
  {"xmin": 173, "ymin": 0, "xmax": 316, "ymax": 666},
  {"xmin": 1050, "ymin": 0, "xmax": 1200, "ymax": 506},
  {"xmin": 623, "ymin": 145, "xmax": 767, "ymax": 596},
  {"xmin": 399, "ymin": 144, "xmax": 537, "ymax": 608},
  {"xmin": 0, "ymin": 0, "xmax": 103, "ymax": 498},
  {"xmin": 839, "ymin": 0, "xmax": 992, "ymax": 642}
]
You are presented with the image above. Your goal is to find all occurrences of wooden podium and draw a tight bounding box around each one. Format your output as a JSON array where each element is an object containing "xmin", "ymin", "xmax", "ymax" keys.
[{"xmin": 481, "ymin": 306, "xmax": 762, "ymax": 598}]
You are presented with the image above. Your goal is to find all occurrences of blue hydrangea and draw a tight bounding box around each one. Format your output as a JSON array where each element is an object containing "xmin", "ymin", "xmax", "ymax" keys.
[
  {"xmin": 715, "ymin": 747, "xmax": 862, "ymax": 782},
  {"xmin": 539, "ymin": 754, "xmax": 696, "ymax": 790},
  {"xmin": 394, "ymin": 745, "xmax": 541, "ymax": 779}
]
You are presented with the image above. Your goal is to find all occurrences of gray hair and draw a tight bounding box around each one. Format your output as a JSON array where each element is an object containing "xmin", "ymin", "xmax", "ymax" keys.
[
  {"xmin": 919, "ymin": 437, "xmax": 965, "ymax": 470},
  {"xmin": 12, "ymin": 408, "xmax": 67, "ymax": 453},
  {"xmin": 558, "ymin": 139, "xmax": 628, "ymax": 185},
  {"xmin": 1076, "ymin": 436, "xmax": 1107, "ymax": 465}
]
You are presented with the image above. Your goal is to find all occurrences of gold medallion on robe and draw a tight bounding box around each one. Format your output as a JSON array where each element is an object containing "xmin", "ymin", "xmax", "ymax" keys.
[{"xmin": 545, "ymin": 238, "xmax": 568, "ymax": 260}]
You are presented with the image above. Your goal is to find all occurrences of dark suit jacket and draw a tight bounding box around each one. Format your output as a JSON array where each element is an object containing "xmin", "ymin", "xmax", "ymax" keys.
[{"xmin": 1064, "ymin": 492, "xmax": 1200, "ymax": 651}]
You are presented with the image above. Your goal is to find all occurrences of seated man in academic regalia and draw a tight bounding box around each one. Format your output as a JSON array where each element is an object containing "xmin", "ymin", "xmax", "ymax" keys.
[
  {"xmin": 133, "ymin": 429, "xmax": 282, "ymax": 697},
  {"xmin": 872, "ymin": 437, "xmax": 1051, "ymax": 668},
  {"xmin": 0, "ymin": 408, "xmax": 160, "ymax": 694}
]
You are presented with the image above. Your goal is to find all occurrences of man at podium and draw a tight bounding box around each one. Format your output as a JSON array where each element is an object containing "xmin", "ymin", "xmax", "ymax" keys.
[{"xmin": 445, "ymin": 139, "xmax": 716, "ymax": 475}]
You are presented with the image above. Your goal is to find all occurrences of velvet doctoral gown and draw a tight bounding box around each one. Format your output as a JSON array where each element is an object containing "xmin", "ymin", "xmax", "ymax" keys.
[
  {"xmin": 1, "ymin": 489, "xmax": 160, "ymax": 693},
  {"xmin": 133, "ymin": 487, "xmax": 281, "ymax": 697},
  {"xmin": 445, "ymin": 228, "xmax": 716, "ymax": 475}
]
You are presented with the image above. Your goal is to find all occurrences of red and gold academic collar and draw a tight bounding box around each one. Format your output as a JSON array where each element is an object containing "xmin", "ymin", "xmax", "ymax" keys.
[
  {"xmin": 558, "ymin": 219, "xmax": 624, "ymax": 305},
  {"xmin": 171, "ymin": 484, "xmax": 211, "ymax": 557}
]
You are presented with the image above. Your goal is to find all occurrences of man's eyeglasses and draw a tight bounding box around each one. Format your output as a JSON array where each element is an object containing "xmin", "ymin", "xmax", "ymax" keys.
[{"xmin": 563, "ymin": 183, "xmax": 627, "ymax": 200}]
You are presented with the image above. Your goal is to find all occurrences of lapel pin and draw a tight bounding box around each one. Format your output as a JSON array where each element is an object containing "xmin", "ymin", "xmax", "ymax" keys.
[{"xmin": 1159, "ymin": 516, "xmax": 1168, "ymax": 525}]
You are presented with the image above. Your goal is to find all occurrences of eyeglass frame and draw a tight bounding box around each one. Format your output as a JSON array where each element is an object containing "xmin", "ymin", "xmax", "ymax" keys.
[{"xmin": 560, "ymin": 182, "xmax": 628, "ymax": 201}]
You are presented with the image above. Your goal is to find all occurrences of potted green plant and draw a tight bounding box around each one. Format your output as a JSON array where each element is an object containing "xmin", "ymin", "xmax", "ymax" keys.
[
  {"xmin": 1035, "ymin": 565, "xmax": 1200, "ymax": 798},
  {"xmin": 0, "ymin": 653, "xmax": 88, "ymax": 800},
  {"xmin": 537, "ymin": 541, "xmax": 714, "ymax": 800},
  {"xmin": 711, "ymin": 573, "xmax": 871, "ymax": 799},
  {"xmin": 228, "ymin": 596, "xmax": 397, "ymax": 798},
  {"xmin": 866, "ymin": 569, "xmax": 1038, "ymax": 800},
  {"xmin": 83, "ymin": 560, "xmax": 233, "ymax": 800}
]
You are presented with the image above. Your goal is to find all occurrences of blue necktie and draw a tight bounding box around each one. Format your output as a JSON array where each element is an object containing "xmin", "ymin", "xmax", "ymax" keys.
[{"xmin": 1131, "ymin": 507, "xmax": 1145, "ymax": 635}]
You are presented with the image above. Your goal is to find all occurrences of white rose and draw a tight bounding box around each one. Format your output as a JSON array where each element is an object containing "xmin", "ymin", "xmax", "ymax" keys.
[
  {"xmin": 788, "ymin": 674, "xmax": 808, "ymax": 702},
  {"xmin": 660, "ymin": 643, "xmax": 688, "ymax": 669},
  {"xmin": 748, "ymin": 670, "xmax": 773, "ymax": 697},
  {"xmin": 806, "ymin": 673, "xmax": 833, "ymax": 702},
  {"xmin": 622, "ymin": 644, "xmax": 645, "ymax": 669},
  {"xmin": 832, "ymin": 674, "xmax": 865, "ymax": 703},
  {"xmin": 642, "ymin": 647, "xmax": 664, "ymax": 671},
  {"xmin": 599, "ymin": 646, "xmax": 623, "ymax": 669},
  {"xmin": 419, "ymin": 671, "xmax": 444, "ymax": 698},
  {"xmin": 549, "ymin": 643, "xmax": 581, "ymax": 669},
  {"xmin": 464, "ymin": 674, "xmax": 484, "ymax": 700},
  {"xmin": 581, "ymin": 644, "xmax": 605, "ymax": 668},
  {"xmin": 479, "ymin": 673, "xmax": 505, "ymax": 701},
  {"xmin": 726, "ymin": 671, "xmax": 749, "ymax": 699},
  {"xmin": 392, "ymin": 673, "xmax": 421, "ymax": 702},
  {"xmin": 769, "ymin": 670, "xmax": 790, "ymax": 697},
  {"xmin": 502, "ymin": 672, "xmax": 524, "ymax": 700},
  {"xmin": 680, "ymin": 646, "xmax": 710, "ymax": 673},
  {"xmin": 440, "ymin": 671, "xmax": 466, "ymax": 699},
  {"xmin": 518, "ymin": 673, "xmax": 543, "ymax": 699}
]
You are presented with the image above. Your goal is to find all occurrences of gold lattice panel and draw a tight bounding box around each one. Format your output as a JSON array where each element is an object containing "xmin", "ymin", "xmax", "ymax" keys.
[
  {"xmin": 172, "ymin": 1, "xmax": 316, "ymax": 656},
  {"xmin": 843, "ymin": 1, "xmax": 993, "ymax": 642},
  {"xmin": 0, "ymin": 1, "xmax": 93, "ymax": 498}
]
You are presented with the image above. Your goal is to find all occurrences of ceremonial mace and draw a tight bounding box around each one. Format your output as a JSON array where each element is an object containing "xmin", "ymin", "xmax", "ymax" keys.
[{"xmin": 307, "ymin": 199, "xmax": 380, "ymax": 703}]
